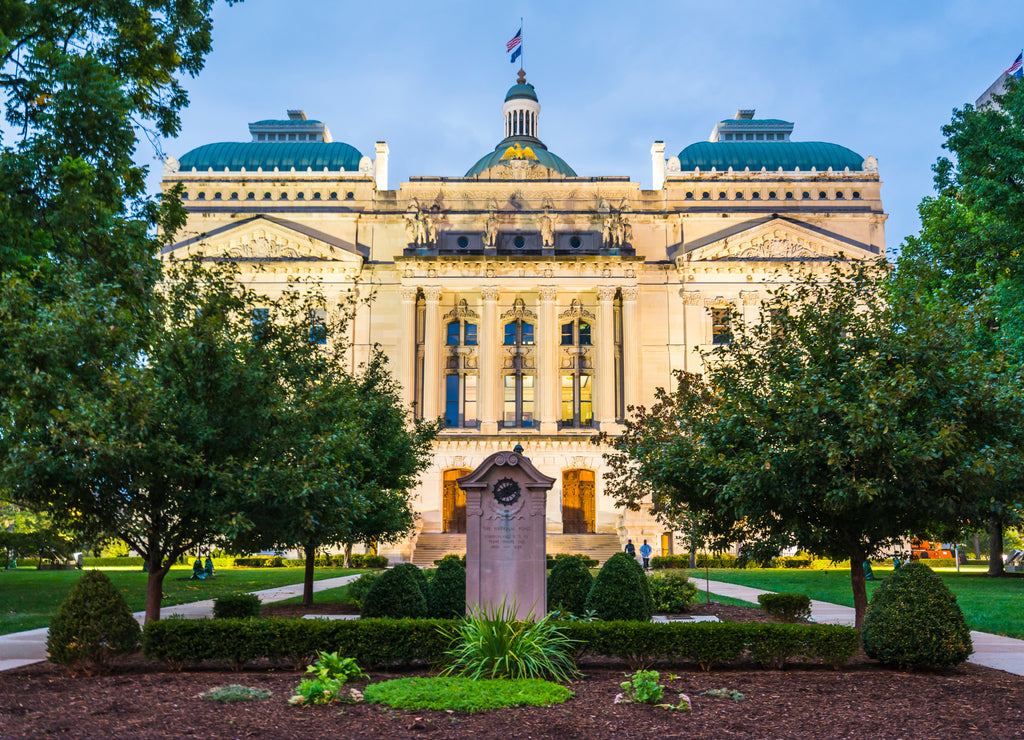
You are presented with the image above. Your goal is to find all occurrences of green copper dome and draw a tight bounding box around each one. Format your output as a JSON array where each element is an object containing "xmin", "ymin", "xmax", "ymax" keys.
[
  {"xmin": 677, "ymin": 141, "xmax": 865, "ymax": 172},
  {"xmin": 178, "ymin": 141, "xmax": 364, "ymax": 172},
  {"xmin": 505, "ymin": 82, "xmax": 538, "ymax": 102},
  {"xmin": 465, "ymin": 136, "xmax": 577, "ymax": 177}
]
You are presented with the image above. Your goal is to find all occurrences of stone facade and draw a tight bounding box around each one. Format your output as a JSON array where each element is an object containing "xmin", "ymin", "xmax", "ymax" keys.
[{"xmin": 161, "ymin": 75, "xmax": 886, "ymax": 562}]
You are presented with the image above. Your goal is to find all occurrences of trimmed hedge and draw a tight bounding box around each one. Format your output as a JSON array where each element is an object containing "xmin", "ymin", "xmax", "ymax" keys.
[
  {"xmin": 757, "ymin": 593, "xmax": 812, "ymax": 622},
  {"xmin": 585, "ymin": 552, "xmax": 654, "ymax": 621},
  {"xmin": 141, "ymin": 618, "xmax": 858, "ymax": 672},
  {"xmin": 547, "ymin": 553, "xmax": 599, "ymax": 569},
  {"xmin": 910, "ymin": 557, "xmax": 957, "ymax": 568},
  {"xmin": 213, "ymin": 594, "xmax": 261, "ymax": 619},
  {"xmin": 361, "ymin": 564, "xmax": 429, "ymax": 618},
  {"xmin": 429, "ymin": 558, "xmax": 466, "ymax": 619},
  {"xmin": 650, "ymin": 554, "xmax": 815, "ymax": 570},
  {"xmin": 547, "ymin": 555, "xmax": 595, "ymax": 616}
]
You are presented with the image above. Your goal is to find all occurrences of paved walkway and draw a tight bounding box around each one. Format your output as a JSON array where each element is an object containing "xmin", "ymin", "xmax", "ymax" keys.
[
  {"xmin": 0, "ymin": 573, "xmax": 361, "ymax": 672},
  {"xmin": 701, "ymin": 578, "xmax": 1024, "ymax": 675},
  {"xmin": 3, "ymin": 573, "xmax": 1023, "ymax": 676}
]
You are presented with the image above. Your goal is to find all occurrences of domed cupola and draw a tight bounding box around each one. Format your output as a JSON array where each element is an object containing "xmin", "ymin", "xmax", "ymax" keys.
[
  {"xmin": 503, "ymin": 69, "xmax": 540, "ymax": 139},
  {"xmin": 466, "ymin": 71, "xmax": 577, "ymax": 178}
]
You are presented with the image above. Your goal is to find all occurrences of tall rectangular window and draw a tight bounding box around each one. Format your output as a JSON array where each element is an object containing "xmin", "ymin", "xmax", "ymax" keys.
[
  {"xmin": 252, "ymin": 308, "xmax": 269, "ymax": 341},
  {"xmin": 561, "ymin": 375, "xmax": 574, "ymax": 423},
  {"xmin": 463, "ymin": 374, "xmax": 477, "ymax": 427},
  {"xmin": 579, "ymin": 374, "xmax": 593, "ymax": 426},
  {"xmin": 521, "ymin": 375, "xmax": 534, "ymax": 426},
  {"xmin": 309, "ymin": 308, "xmax": 327, "ymax": 345},
  {"xmin": 712, "ymin": 308, "xmax": 731, "ymax": 345},
  {"xmin": 445, "ymin": 374, "xmax": 459, "ymax": 427}
]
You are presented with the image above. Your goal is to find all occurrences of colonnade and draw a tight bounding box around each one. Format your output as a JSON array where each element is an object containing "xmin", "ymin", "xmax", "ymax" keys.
[{"xmin": 399, "ymin": 285, "xmax": 640, "ymax": 434}]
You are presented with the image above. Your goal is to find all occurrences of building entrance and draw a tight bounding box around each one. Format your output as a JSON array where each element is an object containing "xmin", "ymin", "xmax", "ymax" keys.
[
  {"xmin": 562, "ymin": 469, "xmax": 596, "ymax": 534},
  {"xmin": 442, "ymin": 468, "xmax": 472, "ymax": 533}
]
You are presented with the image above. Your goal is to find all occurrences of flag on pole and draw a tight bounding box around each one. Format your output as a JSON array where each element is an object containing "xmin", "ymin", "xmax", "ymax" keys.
[
  {"xmin": 508, "ymin": 27, "xmax": 522, "ymax": 64},
  {"xmin": 1006, "ymin": 51, "xmax": 1023, "ymax": 78}
]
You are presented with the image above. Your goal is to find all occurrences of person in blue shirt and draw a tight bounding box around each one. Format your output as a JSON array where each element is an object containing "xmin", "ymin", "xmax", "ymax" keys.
[
  {"xmin": 624, "ymin": 539, "xmax": 636, "ymax": 557},
  {"xmin": 639, "ymin": 540, "xmax": 653, "ymax": 570}
]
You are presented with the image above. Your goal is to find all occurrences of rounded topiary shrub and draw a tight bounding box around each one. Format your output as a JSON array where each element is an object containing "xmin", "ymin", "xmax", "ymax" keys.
[
  {"xmin": 429, "ymin": 557, "xmax": 466, "ymax": 618},
  {"xmin": 46, "ymin": 570, "xmax": 142, "ymax": 675},
  {"xmin": 212, "ymin": 593, "xmax": 261, "ymax": 619},
  {"xmin": 584, "ymin": 551, "xmax": 654, "ymax": 621},
  {"xmin": 862, "ymin": 562, "xmax": 973, "ymax": 669},
  {"xmin": 361, "ymin": 563, "xmax": 429, "ymax": 618},
  {"xmin": 547, "ymin": 554, "xmax": 594, "ymax": 616},
  {"xmin": 347, "ymin": 571, "xmax": 382, "ymax": 610}
]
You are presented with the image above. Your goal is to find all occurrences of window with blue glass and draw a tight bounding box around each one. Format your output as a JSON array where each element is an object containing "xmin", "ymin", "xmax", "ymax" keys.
[
  {"xmin": 252, "ymin": 308, "xmax": 269, "ymax": 341},
  {"xmin": 444, "ymin": 373, "xmax": 477, "ymax": 428},
  {"xmin": 502, "ymin": 318, "xmax": 535, "ymax": 428},
  {"xmin": 309, "ymin": 309, "xmax": 327, "ymax": 345},
  {"xmin": 447, "ymin": 320, "xmax": 478, "ymax": 346}
]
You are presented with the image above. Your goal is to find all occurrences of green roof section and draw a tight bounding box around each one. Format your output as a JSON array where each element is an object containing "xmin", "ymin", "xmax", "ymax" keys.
[
  {"xmin": 178, "ymin": 141, "xmax": 364, "ymax": 172},
  {"xmin": 505, "ymin": 82, "xmax": 538, "ymax": 102},
  {"xmin": 677, "ymin": 141, "xmax": 865, "ymax": 172},
  {"xmin": 465, "ymin": 136, "xmax": 577, "ymax": 177},
  {"xmin": 251, "ymin": 119, "xmax": 324, "ymax": 125}
]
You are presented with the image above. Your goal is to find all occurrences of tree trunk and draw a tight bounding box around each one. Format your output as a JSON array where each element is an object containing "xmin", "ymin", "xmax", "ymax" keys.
[
  {"xmin": 849, "ymin": 552, "xmax": 868, "ymax": 634},
  {"xmin": 972, "ymin": 532, "xmax": 981, "ymax": 561},
  {"xmin": 302, "ymin": 545, "xmax": 316, "ymax": 607},
  {"xmin": 988, "ymin": 516, "xmax": 1005, "ymax": 576},
  {"xmin": 688, "ymin": 550, "xmax": 696, "ymax": 569},
  {"xmin": 144, "ymin": 556, "xmax": 169, "ymax": 623},
  {"xmin": 344, "ymin": 542, "xmax": 353, "ymax": 569}
]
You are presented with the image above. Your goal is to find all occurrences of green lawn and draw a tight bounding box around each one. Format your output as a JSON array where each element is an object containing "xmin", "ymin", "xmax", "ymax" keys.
[
  {"xmin": 0, "ymin": 567, "xmax": 358, "ymax": 635},
  {"xmin": 273, "ymin": 582, "xmax": 355, "ymax": 606},
  {"xmin": 702, "ymin": 567, "xmax": 1024, "ymax": 638}
]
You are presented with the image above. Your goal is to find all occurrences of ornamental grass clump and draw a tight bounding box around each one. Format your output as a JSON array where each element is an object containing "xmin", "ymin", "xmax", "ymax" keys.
[
  {"xmin": 46, "ymin": 570, "xmax": 142, "ymax": 676},
  {"xmin": 862, "ymin": 562, "xmax": 973, "ymax": 669},
  {"xmin": 439, "ymin": 601, "xmax": 579, "ymax": 682}
]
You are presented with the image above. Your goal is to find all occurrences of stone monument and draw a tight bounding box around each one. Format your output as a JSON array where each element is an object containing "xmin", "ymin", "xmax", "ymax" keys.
[{"xmin": 457, "ymin": 449, "xmax": 555, "ymax": 620}]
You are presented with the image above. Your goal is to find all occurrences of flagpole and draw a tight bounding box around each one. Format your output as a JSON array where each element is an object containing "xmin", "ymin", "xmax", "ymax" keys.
[{"xmin": 520, "ymin": 16, "xmax": 524, "ymax": 72}]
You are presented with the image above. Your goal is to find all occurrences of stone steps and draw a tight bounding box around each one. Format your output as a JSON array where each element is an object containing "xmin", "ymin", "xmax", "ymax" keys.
[{"xmin": 410, "ymin": 532, "xmax": 622, "ymax": 567}]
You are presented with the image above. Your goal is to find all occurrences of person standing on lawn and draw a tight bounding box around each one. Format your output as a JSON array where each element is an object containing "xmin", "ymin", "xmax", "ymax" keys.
[{"xmin": 640, "ymin": 540, "xmax": 652, "ymax": 570}]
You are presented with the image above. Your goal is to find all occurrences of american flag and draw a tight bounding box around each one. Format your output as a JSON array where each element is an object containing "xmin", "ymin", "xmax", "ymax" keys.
[
  {"xmin": 1006, "ymin": 51, "xmax": 1023, "ymax": 78},
  {"xmin": 507, "ymin": 27, "xmax": 522, "ymax": 53}
]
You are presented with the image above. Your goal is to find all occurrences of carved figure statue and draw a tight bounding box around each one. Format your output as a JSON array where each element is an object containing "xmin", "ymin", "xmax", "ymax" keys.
[
  {"xmin": 621, "ymin": 216, "xmax": 633, "ymax": 246},
  {"xmin": 484, "ymin": 211, "xmax": 499, "ymax": 247},
  {"xmin": 540, "ymin": 211, "xmax": 554, "ymax": 247},
  {"xmin": 405, "ymin": 201, "xmax": 429, "ymax": 245}
]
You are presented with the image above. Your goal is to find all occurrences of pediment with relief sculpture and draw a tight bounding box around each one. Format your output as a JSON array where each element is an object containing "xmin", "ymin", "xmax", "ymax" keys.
[
  {"xmin": 162, "ymin": 216, "xmax": 363, "ymax": 268},
  {"xmin": 682, "ymin": 219, "xmax": 875, "ymax": 264}
]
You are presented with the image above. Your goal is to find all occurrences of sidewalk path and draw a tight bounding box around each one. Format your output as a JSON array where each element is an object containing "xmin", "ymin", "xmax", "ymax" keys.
[
  {"xmin": 0, "ymin": 573, "xmax": 361, "ymax": 672},
  {"xmin": 3, "ymin": 573, "xmax": 1023, "ymax": 676},
  {"xmin": 700, "ymin": 577, "xmax": 1024, "ymax": 675}
]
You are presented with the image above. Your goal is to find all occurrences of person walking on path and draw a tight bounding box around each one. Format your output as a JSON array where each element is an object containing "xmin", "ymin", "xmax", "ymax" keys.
[
  {"xmin": 624, "ymin": 539, "xmax": 636, "ymax": 558},
  {"xmin": 640, "ymin": 540, "xmax": 652, "ymax": 570}
]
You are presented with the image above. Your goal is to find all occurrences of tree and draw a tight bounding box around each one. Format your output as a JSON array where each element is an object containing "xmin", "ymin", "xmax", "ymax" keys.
[
  {"xmin": 233, "ymin": 344, "xmax": 438, "ymax": 607},
  {"xmin": 895, "ymin": 76, "xmax": 1024, "ymax": 574},
  {"xmin": 605, "ymin": 260, "xmax": 1018, "ymax": 630}
]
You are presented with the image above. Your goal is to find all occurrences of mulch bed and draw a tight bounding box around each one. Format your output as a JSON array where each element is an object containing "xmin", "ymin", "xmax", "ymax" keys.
[{"xmin": 2, "ymin": 603, "xmax": 1022, "ymax": 739}]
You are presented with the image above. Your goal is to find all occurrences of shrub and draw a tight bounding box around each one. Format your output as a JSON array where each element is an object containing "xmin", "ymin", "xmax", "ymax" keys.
[
  {"xmin": 347, "ymin": 572, "xmax": 381, "ymax": 610},
  {"xmin": 361, "ymin": 564, "xmax": 429, "ymax": 618},
  {"xmin": 547, "ymin": 555, "xmax": 595, "ymax": 616},
  {"xmin": 651, "ymin": 555, "xmax": 687, "ymax": 569},
  {"xmin": 647, "ymin": 570, "xmax": 699, "ymax": 613},
  {"xmin": 433, "ymin": 553, "xmax": 467, "ymax": 568},
  {"xmin": 547, "ymin": 553, "xmax": 599, "ymax": 569},
  {"xmin": 618, "ymin": 669, "xmax": 663, "ymax": 704},
  {"xmin": 46, "ymin": 570, "xmax": 142, "ymax": 675},
  {"xmin": 353, "ymin": 554, "xmax": 388, "ymax": 569},
  {"xmin": 757, "ymin": 593, "xmax": 812, "ymax": 622},
  {"xmin": 213, "ymin": 593, "xmax": 261, "ymax": 619},
  {"xmin": 429, "ymin": 557, "xmax": 466, "ymax": 618},
  {"xmin": 439, "ymin": 602, "xmax": 579, "ymax": 681},
  {"xmin": 585, "ymin": 551, "xmax": 654, "ymax": 621},
  {"xmin": 862, "ymin": 562, "xmax": 973, "ymax": 669}
]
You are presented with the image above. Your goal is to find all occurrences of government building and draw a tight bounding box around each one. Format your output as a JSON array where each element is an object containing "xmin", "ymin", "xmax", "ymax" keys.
[{"xmin": 161, "ymin": 71, "xmax": 886, "ymax": 564}]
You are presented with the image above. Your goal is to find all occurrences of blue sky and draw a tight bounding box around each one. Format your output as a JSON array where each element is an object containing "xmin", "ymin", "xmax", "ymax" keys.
[{"xmin": 152, "ymin": 0, "xmax": 1024, "ymax": 256}]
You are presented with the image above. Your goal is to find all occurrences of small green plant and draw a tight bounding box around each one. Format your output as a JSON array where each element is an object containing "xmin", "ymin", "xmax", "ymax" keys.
[
  {"xmin": 200, "ymin": 685, "xmax": 272, "ymax": 702},
  {"xmin": 701, "ymin": 688, "xmax": 746, "ymax": 701},
  {"xmin": 46, "ymin": 570, "xmax": 142, "ymax": 675},
  {"xmin": 364, "ymin": 677, "xmax": 571, "ymax": 712},
  {"xmin": 757, "ymin": 592, "xmax": 812, "ymax": 622},
  {"xmin": 288, "ymin": 652, "xmax": 367, "ymax": 706},
  {"xmin": 585, "ymin": 551, "xmax": 654, "ymax": 621},
  {"xmin": 617, "ymin": 669, "xmax": 663, "ymax": 704},
  {"xmin": 647, "ymin": 570, "xmax": 699, "ymax": 613},
  {"xmin": 212, "ymin": 593, "xmax": 261, "ymax": 619},
  {"xmin": 439, "ymin": 601, "xmax": 579, "ymax": 681}
]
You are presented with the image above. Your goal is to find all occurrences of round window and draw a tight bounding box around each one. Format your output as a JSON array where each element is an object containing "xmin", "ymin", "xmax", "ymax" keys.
[
  {"xmin": 457, "ymin": 236, "xmax": 469, "ymax": 249},
  {"xmin": 570, "ymin": 236, "xmax": 581, "ymax": 249},
  {"xmin": 514, "ymin": 236, "xmax": 525, "ymax": 249},
  {"xmin": 345, "ymin": 192, "xmax": 355, "ymax": 200}
]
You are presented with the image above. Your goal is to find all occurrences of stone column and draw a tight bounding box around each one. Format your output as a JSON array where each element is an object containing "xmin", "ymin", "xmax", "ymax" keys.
[
  {"xmin": 681, "ymin": 289, "xmax": 704, "ymax": 374},
  {"xmin": 399, "ymin": 286, "xmax": 418, "ymax": 409},
  {"xmin": 538, "ymin": 286, "xmax": 558, "ymax": 434},
  {"xmin": 422, "ymin": 286, "xmax": 442, "ymax": 420},
  {"xmin": 480, "ymin": 287, "xmax": 500, "ymax": 434},
  {"xmin": 596, "ymin": 286, "xmax": 617, "ymax": 428},
  {"xmin": 621, "ymin": 286, "xmax": 641, "ymax": 410},
  {"xmin": 740, "ymin": 290, "xmax": 760, "ymax": 327}
]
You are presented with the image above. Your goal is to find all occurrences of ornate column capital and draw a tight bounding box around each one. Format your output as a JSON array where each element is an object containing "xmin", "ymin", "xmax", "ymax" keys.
[
  {"xmin": 679, "ymin": 289, "xmax": 703, "ymax": 306},
  {"xmin": 481, "ymin": 286, "xmax": 501, "ymax": 301},
  {"xmin": 740, "ymin": 290, "xmax": 760, "ymax": 306},
  {"xmin": 400, "ymin": 286, "xmax": 419, "ymax": 301},
  {"xmin": 538, "ymin": 286, "xmax": 558, "ymax": 302},
  {"xmin": 423, "ymin": 286, "xmax": 442, "ymax": 302},
  {"xmin": 621, "ymin": 286, "xmax": 639, "ymax": 302},
  {"xmin": 597, "ymin": 286, "xmax": 617, "ymax": 302}
]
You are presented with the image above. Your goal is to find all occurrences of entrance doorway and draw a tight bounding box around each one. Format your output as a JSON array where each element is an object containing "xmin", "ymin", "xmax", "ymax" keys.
[
  {"xmin": 442, "ymin": 468, "xmax": 471, "ymax": 533},
  {"xmin": 562, "ymin": 469, "xmax": 596, "ymax": 534}
]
